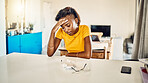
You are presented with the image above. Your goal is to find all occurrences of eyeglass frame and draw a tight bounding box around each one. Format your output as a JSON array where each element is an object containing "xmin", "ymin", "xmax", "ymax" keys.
[{"xmin": 71, "ymin": 63, "xmax": 87, "ymax": 72}]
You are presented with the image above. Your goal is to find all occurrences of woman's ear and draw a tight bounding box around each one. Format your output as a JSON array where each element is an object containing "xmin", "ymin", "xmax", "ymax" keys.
[{"xmin": 75, "ymin": 18, "xmax": 79, "ymax": 25}]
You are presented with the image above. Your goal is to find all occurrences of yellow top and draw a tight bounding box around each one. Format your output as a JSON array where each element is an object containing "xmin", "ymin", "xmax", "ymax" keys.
[{"xmin": 56, "ymin": 25, "xmax": 90, "ymax": 53}]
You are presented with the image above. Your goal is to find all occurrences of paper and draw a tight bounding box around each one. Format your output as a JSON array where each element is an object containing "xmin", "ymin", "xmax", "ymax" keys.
[
  {"xmin": 60, "ymin": 57, "xmax": 91, "ymax": 72},
  {"xmin": 139, "ymin": 58, "xmax": 148, "ymax": 64}
]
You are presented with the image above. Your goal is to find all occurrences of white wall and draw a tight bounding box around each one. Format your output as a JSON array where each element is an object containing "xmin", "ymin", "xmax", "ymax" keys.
[
  {"xmin": 25, "ymin": 0, "xmax": 41, "ymax": 32},
  {"xmin": 41, "ymin": 2, "xmax": 51, "ymax": 48},
  {"xmin": 0, "ymin": 0, "xmax": 6, "ymax": 56}
]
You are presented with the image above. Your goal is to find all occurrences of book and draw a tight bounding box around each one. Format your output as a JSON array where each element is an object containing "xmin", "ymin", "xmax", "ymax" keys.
[
  {"xmin": 144, "ymin": 64, "xmax": 148, "ymax": 72},
  {"xmin": 140, "ymin": 67, "xmax": 148, "ymax": 83},
  {"xmin": 139, "ymin": 58, "xmax": 148, "ymax": 64},
  {"xmin": 139, "ymin": 58, "xmax": 148, "ymax": 72}
]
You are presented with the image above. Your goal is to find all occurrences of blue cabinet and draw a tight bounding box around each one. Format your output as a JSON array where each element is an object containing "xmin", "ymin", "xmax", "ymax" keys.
[{"xmin": 7, "ymin": 32, "xmax": 42, "ymax": 54}]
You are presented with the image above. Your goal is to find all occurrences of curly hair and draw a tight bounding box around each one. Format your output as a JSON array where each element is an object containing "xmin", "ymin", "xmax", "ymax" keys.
[{"xmin": 55, "ymin": 7, "xmax": 81, "ymax": 26}]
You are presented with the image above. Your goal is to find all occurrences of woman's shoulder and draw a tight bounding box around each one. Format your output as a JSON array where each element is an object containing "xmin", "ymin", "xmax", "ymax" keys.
[
  {"xmin": 79, "ymin": 25, "xmax": 89, "ymax": 30},
  {"xmin": 79, "ymin": 25, "xmax": 89, "ymax": 31},
  {"xmin": 79, "ymin": 25, "xmax": 89, "ymax": 28}
]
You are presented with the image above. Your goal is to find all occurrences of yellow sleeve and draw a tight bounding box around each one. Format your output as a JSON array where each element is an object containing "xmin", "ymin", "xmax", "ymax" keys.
[
  {"xmin": 82, "ymin": 25, "xmax": 90, "ymax": 38},
  {"xmin": 55, "ymin": 28, "xmax": 63, "ymax": 39}
]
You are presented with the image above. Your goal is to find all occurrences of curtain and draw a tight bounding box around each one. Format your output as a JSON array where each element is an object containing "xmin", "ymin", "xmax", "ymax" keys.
[{"xmin": 132, "ymin": 0, "xmax": 148, "ymax": 59}]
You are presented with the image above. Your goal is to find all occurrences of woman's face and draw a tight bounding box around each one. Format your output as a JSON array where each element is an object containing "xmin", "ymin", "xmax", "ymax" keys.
[{"xmin": 61, "ymin": 15, "xmax": 78, "ymax": 36}]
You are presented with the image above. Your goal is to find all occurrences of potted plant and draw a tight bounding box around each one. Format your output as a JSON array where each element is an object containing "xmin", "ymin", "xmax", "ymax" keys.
[{"xmin": 29, "ymin": 23, "xmax": 34, "ymax": 33}]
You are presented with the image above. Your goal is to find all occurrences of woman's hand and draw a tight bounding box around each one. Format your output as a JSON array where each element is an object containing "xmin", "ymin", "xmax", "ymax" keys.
[
  {"xmin": 66, "ymin": 53, "xmax": 77, "ymax": 57},
  {"xmin": 52, "ymin": 18, "xmax": 68, "ymax": 33}
]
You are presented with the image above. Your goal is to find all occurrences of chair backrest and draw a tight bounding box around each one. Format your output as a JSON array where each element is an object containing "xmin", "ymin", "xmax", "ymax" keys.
[
  {"xmin": 107, "ymin": 37, "xmax": 113, "ymax": 59},
  {"xmin": 100, "ymin": 37, "xmax": 113, "ymax": 59}
]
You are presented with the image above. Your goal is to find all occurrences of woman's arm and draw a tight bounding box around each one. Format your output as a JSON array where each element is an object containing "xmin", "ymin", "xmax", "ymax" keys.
[
  {"xmin": 47, "ymin": 18, "xmax": 68, "ymax": 57},
  {"xmin": 66, "ymin": 36, "xmax": 92, "ymax": 59},
  {"xmin": 47, "ymin": 31, "xmax": 61, "ymax": 56}
]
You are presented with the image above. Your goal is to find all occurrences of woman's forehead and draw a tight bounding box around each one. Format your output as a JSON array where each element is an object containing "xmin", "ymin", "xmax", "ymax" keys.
[{"xmin": 60, "ymin": 15, "xmax": 75, "ymax": 27}]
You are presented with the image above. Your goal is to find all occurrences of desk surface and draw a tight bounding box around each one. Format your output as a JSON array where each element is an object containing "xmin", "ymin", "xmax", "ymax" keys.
[{"xmin": 0, "ymin": 53, "xmax": 143, "ymax": 83}]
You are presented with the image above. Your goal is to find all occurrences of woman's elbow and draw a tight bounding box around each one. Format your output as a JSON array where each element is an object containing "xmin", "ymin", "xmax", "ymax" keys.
[
  {"xmin": 86, "ymin": 52, "xmax": 91, "ymax": 59},
  {"xmin": 47, "ymin": 51, "xmax": 53, "ymax": 57},
  {"xmin": 86, "ymin": 55, "xmax": 91, "ymax": 59},
  {"xmin": 82, "ymin": 52, "xmax": 91, "ymax": 59}
]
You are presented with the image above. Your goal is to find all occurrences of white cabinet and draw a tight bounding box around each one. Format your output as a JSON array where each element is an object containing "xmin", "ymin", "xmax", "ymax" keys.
[
  {"xmin": 101, "ymin": 37, "xmax": 123, "ymax": 60},
  {"xmin": 112, "ymin": 37, "xmax": 123, "ymax": 60}
]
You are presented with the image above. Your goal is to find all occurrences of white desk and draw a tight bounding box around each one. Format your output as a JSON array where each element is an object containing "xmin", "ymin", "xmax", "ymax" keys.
[{"xmin": 0, "ymin": 53, "xmax": 143, "ymax": 83}]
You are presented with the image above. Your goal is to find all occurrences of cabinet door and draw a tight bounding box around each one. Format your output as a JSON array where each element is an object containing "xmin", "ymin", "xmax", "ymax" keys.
[
  {"xmin": 20, "ymin": 32, "xmax": 42, "ymax": 54},
  {"xmin": 7, "ymin": 36, "xmax": 21, "ymax": 54}
]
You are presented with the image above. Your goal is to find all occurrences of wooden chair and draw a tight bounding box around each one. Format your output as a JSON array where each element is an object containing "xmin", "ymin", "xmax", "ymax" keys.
[
  {"xmin": 107, "ymin": 37, "xmax": 113, "ymax": 59},
  {"xmin": 91, "ymin": 37, "xmax": 113, "ymax": 60},
  {"xmin": 91, "ymin": 46, "xmax": 107, "ymax": 59}
]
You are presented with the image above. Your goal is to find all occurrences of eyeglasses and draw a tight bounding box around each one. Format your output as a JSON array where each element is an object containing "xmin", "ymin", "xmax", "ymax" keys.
[{"xmin": 71, "ymin": 63, "xmax": 87, "ymax": 72}]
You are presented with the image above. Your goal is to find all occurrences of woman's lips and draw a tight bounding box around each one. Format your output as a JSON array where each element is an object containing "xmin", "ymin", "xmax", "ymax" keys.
[{"xmin": 67, "ymin": 32, "xmax": 71, "ymax": 35}]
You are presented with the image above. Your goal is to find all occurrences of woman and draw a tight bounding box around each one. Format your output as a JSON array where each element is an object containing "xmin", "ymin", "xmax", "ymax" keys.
[{"xmin": 47, "ymin": 7, "xmax": 91, "ymax": 59}]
